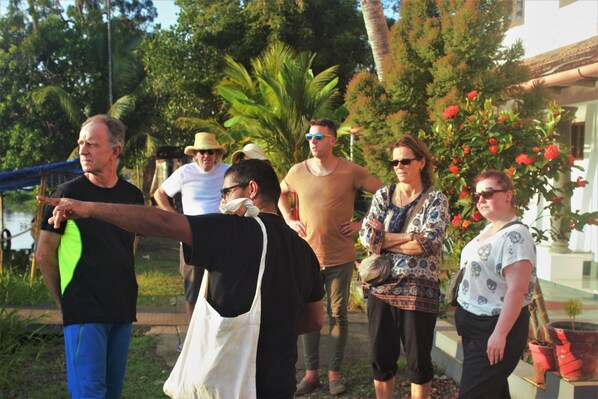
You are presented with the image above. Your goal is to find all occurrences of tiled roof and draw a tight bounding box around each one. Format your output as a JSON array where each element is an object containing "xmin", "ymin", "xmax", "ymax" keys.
[{"xmin": 523, "ymin": 36, "xmax": 598, "ymax": 78}]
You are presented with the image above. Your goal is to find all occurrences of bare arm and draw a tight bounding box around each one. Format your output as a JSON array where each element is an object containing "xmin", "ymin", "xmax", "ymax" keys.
[
  {"xmin": 153, "ymin": 186, "xmax": 175, "ymax": 213},
  {"xmin": 297, "ymin": 300, "xmax": 324, "ymax": 335},
  {"xmin": 381, "ymin": 232, "xmax": 423, "ymax": 254},
  {"xmin": 37, "ymin": 196, "xmax": 193, "ymax": 245},
  {"xmin": 35, "ymin": 231, "xmax": 62, "ymax": 309},
  {"xmin": 366, "ymin": 218, "xmax": 422, "ymax": 255},
  {"xmin": 278, "ymin": 180, "xmax": 306, "ymax": 237},
  {"xmin": 486, "ymin": 260, "xmax": 533, "ymax": 365},
  {"xmin": 361, "ymin": 174, "xmax": 384, "ymax": 194},
  {"xmin": 339, "ymin": 175, "xmax": 383, "ymax": 237}
]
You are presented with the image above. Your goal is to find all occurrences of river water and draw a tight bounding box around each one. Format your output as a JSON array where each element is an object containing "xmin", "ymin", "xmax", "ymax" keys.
[{"xmin": 2, "ymin": 211, "xmax": 35, "ymax": 250}]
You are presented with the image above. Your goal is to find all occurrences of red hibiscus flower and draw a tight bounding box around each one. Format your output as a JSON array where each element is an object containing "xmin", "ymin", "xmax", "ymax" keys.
[
  {"xmin": 575, "ymin": 176, "xmax": 586, "ymax": 187},
  {"xmin": 533, "ymin": 146, "xmax": 540, "ymax": 153},
  {"xmin": 515, "ymin": 153, "xmax": 536, "ymax": 165},
  {"xmin": 472, "ymin": 210, "xmax": 482, "ymax": 222},
  {"xmin": 488, "ymin": 145, "xmax": 498, "ymax": 154},
  {"xmin": 551, "ymin": 196, "xmax": 563, "ymax": 203},
  {"xmin": 459, "ymin": 192, "xmax": 468, "ymax": 199},
  {"xmin": 449, "ymin": 164, "xmax": 459, "ymax": 174},
  {"xmin": 467, "ymin": 90, "xmax": 477, "ymax": 100},
  {"xmin": 544, "ymin": 144, "xmax": 560, "ymax": 160},
  {"xmin": 443, "ymin": 105, "xmax": 460, "ymax": 119},
  {"xmin": 452, "ymin": 215, "xmax": 462, "ymax": 227},
  {"xmin": 507, "ymin": 167, "xmax": 515, "ymax": 178},
  {"xmin": 498, "ymin": 116, "xmax": 508, "ymax": 124},
  {"xmin": 462, "ymin": 145, "xmax": 471, "ymax": 155},
  {"xmin": 569, "ymin": 154, "xmax": 575, "ymax": 166},
  {"xmin": 461, "ymin": 220, "xmax": 471, "ymax": 230}
]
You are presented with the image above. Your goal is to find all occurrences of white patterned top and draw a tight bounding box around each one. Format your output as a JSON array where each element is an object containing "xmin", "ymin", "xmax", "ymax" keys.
[{"xmin": 457, "ymin": 218, "xmax": 536, "ymax": 316}]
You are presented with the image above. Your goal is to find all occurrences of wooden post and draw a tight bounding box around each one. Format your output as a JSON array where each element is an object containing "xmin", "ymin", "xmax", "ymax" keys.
[{"xmin": 29, "ymin": 175, "xmax": 47, "ymax": 287}]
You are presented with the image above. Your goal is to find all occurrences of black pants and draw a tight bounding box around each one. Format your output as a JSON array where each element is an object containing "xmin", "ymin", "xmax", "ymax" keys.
[
  {"xmin": 455, "ymin": 305, "xmax": 529, "ymax": 399},
  {"xmin": 367, "ymin": 294, "xmax": 437, "ymax": 384}
]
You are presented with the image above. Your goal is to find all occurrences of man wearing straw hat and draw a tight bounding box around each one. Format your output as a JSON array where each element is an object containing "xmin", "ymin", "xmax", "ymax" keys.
[{"xmin": 154, "ymin": 132, "xmax": 229, "ymax": 327}]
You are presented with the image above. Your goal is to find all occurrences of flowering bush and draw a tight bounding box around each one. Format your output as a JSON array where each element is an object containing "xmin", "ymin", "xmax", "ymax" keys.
[{"xmin": 423, "ymin": 91, "xmax": 597, "ymax": 261}]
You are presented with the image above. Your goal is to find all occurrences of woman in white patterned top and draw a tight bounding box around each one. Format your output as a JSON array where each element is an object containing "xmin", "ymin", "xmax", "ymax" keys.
[{"xmin": 455, "ymin": 169, "xmax": 536, "ymax": 399}]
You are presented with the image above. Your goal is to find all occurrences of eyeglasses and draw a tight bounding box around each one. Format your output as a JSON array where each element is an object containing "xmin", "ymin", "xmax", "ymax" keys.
[
  {"xmin": 220, "ymin": 182, "xmax": 249, "ymax": 199},
  {"xmin": 305, "ymin": 133, "xmax": 334, "ymax": 141},
  {"xmin": 197, "ymin": 149, "xmax": 215, "ymax": 155},
  {"xmin": 389, "ymin": 158, "xmax": 419, "ymax": 167},
  {"xmin": 472, "ymin": 188, "xmax": 508, "ymax": 203}
]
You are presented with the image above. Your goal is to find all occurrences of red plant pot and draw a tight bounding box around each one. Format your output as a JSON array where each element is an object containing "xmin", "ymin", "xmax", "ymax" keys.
[
  {"xmin": 548, "ymin": 321, "xmax": 598, "ymax": 381},
  {"xmin": 528, "ymin": 341, "xmax": 557, "ymax": 385}
]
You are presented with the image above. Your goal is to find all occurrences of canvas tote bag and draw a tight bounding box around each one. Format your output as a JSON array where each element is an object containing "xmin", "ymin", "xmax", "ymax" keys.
[{"xmin": 164, "ymin": 216, "xmax": 268, "ymax": 399}]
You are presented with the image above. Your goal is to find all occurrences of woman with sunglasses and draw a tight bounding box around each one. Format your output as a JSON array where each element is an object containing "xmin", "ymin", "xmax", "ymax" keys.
[
  {"xmin": 455, "ymin": 169, "xmax": 536, "ymax": 399},
  {"xmin": 359, "ymin": 135, "xmax": 450, "ymax": 399}
]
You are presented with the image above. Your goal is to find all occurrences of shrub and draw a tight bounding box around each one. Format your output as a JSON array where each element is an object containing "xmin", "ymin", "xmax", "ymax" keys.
[{"xmin": 424, "ymin": 91, "xmax": 597, "ymax": 261}]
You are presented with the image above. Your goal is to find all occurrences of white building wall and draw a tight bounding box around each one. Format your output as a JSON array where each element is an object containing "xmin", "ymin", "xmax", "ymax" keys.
[
  {"xmin": 503, "ymin": 0, "xmax": 598, "ymax": 56},
  {"xmin": 503, "ymin": 0, "xmax": 598, "ymax": 261}
]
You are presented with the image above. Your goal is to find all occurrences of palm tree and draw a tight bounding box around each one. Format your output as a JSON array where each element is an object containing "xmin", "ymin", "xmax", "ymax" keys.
[
  {"xmin": 360, "ymin": 0, "xmax": 390, "ymax": 82},
  {"xmin": 184, "ymin": 42, "xmax": 342, "ymax": 176},
  {"xmin": 31, "ymin": 16, "xmax": 158, "ymax": 165}
]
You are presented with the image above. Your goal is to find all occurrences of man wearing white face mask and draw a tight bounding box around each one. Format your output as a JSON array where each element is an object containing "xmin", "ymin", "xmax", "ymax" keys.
[
  {"xmin": 153, "ymin": 133, "xmax": 229, "ymax": 327},
  {"xmin": 38, "ymin": 160, "xmax": 324, "ymax": 399}
]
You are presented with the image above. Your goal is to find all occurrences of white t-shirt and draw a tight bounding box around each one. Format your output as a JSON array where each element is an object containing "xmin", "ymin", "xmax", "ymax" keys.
[
  {"xmin": 161, "ymin": 162, "xmax": 229, "ymax": 215},
  {"xmin": 457, "ymin": 219, "xmax": 536, "ymax": 316}
]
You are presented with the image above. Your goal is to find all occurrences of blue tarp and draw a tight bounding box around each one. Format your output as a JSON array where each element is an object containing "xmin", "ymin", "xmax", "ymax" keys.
[{"xmin": 0, "ymin": 159, "xmax": 83, "ymax": 194}]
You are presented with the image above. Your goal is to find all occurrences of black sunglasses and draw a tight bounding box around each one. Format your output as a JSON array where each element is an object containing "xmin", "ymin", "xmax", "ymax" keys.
[
  {"xmin": 472, "ymin": 187, "xmax": 508, "ymax": 203},
  {"xmin": 389, "ymin": 158, "xmax": 419, "ymax": 167},
  {"xmin": 198, "ymin": 149, "xmax": 215, "ymax": 155},
  {"xmin": 220, "ymin": 182, "xmax": 249, "ymax": 199}
]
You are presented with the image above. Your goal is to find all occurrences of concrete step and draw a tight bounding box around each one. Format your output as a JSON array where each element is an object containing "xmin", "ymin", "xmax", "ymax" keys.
[{"xmin": 431, "ymin": 319, "xmax": 598, "ymax": 399}]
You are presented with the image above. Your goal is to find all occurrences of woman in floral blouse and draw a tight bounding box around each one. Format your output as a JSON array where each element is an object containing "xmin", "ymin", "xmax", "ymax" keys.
[{"xmin": 359, "ymin": 135, "xmax": 450, "ymax": 399}]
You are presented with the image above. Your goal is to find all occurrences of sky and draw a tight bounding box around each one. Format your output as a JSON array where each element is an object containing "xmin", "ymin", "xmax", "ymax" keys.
[
  {"xmin": 0, "ymin": 1, "xmax": 396, "ymax": 30},
  {"xmin": 0, "ymin": 0, "xmax": 180, "ymax": 29},
  {"xmin": 153, "ymin": 0, "xmax": 179, "ymax": 29}
]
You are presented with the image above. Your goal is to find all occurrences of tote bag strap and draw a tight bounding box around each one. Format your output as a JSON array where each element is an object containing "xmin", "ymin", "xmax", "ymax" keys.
[
  {"xmin": 199, "ymin": 216, "xmax": 268, "ymax": 303},
  {"xmin": 249, "ymin": 216, "xmax": 268, "ymax": 308}
]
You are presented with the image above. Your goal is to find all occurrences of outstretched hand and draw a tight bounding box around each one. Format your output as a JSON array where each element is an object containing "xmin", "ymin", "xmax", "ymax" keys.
[{"xmin": 37, "ymin": 196, "xmax": 90, "ymax": 229}]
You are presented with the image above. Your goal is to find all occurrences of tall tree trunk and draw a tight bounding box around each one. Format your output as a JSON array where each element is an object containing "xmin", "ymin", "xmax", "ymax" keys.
[{"xmin": 360, "ymin": 0, "xmax": 390, "ymax": 82}]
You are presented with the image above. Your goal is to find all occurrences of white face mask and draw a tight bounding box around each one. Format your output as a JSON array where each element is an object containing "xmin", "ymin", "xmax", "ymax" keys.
[{"xmin": 219, "ymin": 198, "xmax": 260, "ymax": 217}]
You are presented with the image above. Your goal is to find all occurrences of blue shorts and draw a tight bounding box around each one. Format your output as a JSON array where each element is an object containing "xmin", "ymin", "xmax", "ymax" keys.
[{"xmin": 64, "ymin": 323, "xmax": 132, "ymax": 399}]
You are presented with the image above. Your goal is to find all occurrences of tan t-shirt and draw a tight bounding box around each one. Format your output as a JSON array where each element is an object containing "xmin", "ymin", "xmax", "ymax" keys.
[{"xmin": 284, "ymin": 158, "xmax": 371, "ymax": 267}]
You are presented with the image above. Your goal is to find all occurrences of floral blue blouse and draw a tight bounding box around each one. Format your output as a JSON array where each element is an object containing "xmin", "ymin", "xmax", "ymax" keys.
[{"xmin": 359, "ymin": 185, "xmax": 450, "ymax": 313}]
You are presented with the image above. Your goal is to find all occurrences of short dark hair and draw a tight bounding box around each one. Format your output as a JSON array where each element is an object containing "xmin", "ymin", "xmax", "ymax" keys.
[
  {"xmin": 310, "ymin": 118, "xmax": 337, "ymax": 137},
  {"xmin": 82, "ymin": 114, "xmax": 126, "ymax": 156},
  {"xmin": 225, "ymin": 159, "xmax": 281, "ymax": 204},
  {"xmin": 390, "ymin": 135, "xmax": 435, "ymax": 187}
]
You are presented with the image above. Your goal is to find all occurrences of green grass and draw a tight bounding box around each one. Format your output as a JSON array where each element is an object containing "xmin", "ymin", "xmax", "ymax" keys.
[
  {"xmin": 135, "ymin": 235, "xmax": 182, "ymax": 306},
  {"xmin": 0, "ymin": 266, "xmax": 53, "ymax": 305},
  {"xmin": 0, "ymin": 328, "xmax": 170, "ymax": 398}
]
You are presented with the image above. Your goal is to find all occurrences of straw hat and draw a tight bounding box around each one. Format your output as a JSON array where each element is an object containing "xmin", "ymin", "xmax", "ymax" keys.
[
  {"xmin": 231, "ymin": 143, "xmax": 268, "ymax": 165},
  {"xmin": 184, "ymin": 132, "xmax": 227, "ymax": 157}
]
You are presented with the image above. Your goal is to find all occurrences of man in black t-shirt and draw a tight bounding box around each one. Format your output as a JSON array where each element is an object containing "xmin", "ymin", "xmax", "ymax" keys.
[
  {"xmin": 36, "ymin": 115, "xmax": 144, "ymax": 399},
  {"xmin": 39, "ymin": 159, "xmax": 324, "ymax": 398}
]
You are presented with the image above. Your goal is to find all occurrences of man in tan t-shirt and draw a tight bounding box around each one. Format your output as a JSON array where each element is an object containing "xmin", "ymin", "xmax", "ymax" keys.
[{"xmin": 279, "ymin": 118, "xmax": 382, "ymax": 396}]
